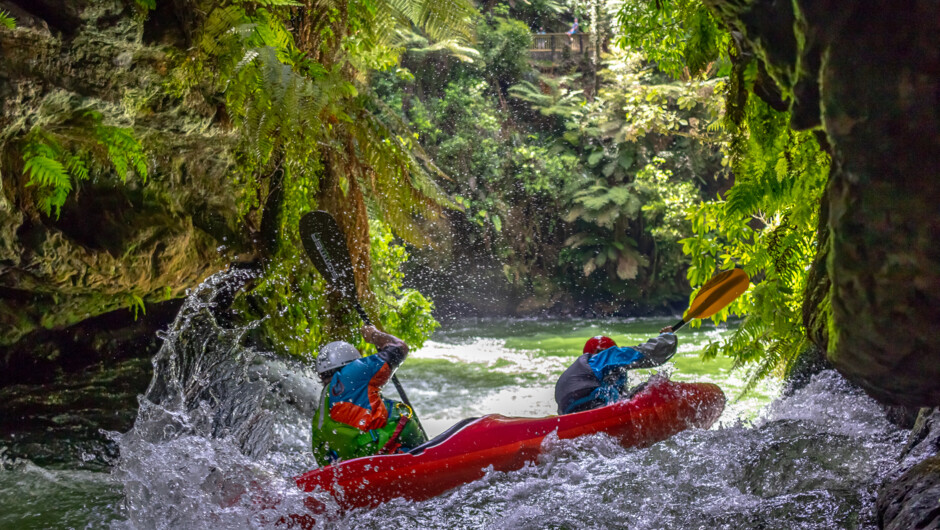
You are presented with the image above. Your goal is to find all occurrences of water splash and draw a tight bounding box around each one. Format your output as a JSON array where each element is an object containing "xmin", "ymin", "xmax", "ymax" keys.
[
  {"xmin": 314, "ymin": 371, "xmax": 903, "ymax": 529},
  {"xmin": 113, "ymin": 269, "xmax": 322, "ymax": 528},
  {"xmin": 110, "ymin": 276, "xmax": 903, "ymax": 529}
]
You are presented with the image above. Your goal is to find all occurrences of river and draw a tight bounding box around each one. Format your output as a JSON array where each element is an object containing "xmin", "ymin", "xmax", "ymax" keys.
[{"xmin": 0, "ymin": 273, "xmax": 906, "ymax": 528}]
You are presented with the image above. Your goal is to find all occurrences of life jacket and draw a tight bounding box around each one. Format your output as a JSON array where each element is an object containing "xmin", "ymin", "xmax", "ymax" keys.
[
  {"xmin": 555, "ymin": 352, "xmax": 630, "ymax": 414},
  {"xmin": 555, "ymin": 353, "xmax": 600, "ymax": 414},
  {"xmin": 311, "ymin": 386, "xmax": 419, "ymax": 464}
]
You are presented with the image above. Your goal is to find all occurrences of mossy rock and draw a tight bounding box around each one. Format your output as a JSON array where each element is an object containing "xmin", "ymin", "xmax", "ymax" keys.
[
  {"xmin": 0, "ymin": 3, "xmax": 254, "ymax": 366},
  {"xmin": 705, "ymin": 0, "xmax": 940, "ymax": 406}
]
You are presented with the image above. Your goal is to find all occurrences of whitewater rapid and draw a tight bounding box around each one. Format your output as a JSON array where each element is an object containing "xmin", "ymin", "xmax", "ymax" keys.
[
  {"xmin": 107, "ymin": 272, "xmax": 903, "ymax": 528},
  {"xmin": 0, "ymin": 271, "xmax": 906, "ymax": 528}
]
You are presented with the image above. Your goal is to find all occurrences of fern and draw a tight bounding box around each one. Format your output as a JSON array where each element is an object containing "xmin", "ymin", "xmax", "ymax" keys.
[
  {"xmin": 126, "ymin": 293, "xmax": 147, "ymax": 320},
  {"xmin": 0, "ymin": 10, "xmax": 15, "ymax": 29},
  {"xmin": 379, "ymin": 0, "xmax": 476, "ymax": 44},
  {"xmin": 22, "ymin": 132, "xmax": 75, "ymax": 218},
  {"xmin": 172, "ymin": 0, "xmax": 481, "ymax": 355},
  {"xmin": 20, "ymin": 113, "xmax": 148, "ymax": 218},
  {"xmin": 94, "ymin": 124, "xmax": 149, "ymax": 182},
  {"xmin": 683, "ymin": 93, "xmax": 829, "ymax": 392}
]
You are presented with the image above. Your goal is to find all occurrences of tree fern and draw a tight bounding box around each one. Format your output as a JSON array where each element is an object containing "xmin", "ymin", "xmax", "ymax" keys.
[{"xmin": 378, "ymin": 0, "xmax": 476, "ymax": 44}]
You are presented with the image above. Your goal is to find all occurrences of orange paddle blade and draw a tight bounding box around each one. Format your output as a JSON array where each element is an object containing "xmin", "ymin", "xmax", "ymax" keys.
[{"xmin": 685, "ymin": 268, "xmax": 750, "ymax": 320}]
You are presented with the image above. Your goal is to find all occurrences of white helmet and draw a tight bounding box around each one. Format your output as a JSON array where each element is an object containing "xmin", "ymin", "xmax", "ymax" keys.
[{"xmin": 316, "ymin": 341, "xmax": 360, "ymax": 375}]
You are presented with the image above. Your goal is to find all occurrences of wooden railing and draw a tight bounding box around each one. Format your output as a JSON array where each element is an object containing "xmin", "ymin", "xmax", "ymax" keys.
[{"xmin": 530, "ymin": 33, "xmax": 592, "ymax": 61}]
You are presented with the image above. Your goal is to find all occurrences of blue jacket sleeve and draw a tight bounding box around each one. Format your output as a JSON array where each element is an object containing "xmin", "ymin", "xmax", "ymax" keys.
[
  {"xmin": 587, "ymin": 346, "xmax": 645, "ymax": 380},
  {"xmin": 586, "ymin": 333, "xmax": 678, "ymax": 379}
]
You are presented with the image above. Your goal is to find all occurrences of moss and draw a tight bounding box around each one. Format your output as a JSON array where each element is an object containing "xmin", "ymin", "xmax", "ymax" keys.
[{"xmin": 0, "ymin": 7, "xmax": 249, "ymax": 347}]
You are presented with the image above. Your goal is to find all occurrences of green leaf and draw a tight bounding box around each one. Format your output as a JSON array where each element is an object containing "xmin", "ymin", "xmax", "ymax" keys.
[
  {"xmin": 0, "ymin": 10, "xmax": 15, "ymax": 28},
  {"xmin": 587, "ymin": 150, "xmax": 605, "ymax": 167},
  {"xmin": 618, "ymin": 150, "xmax": 634, "ymax": 170}
]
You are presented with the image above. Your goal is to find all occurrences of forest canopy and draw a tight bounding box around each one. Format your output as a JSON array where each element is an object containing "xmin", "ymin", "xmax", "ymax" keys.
[{"xmin": 1, "ymin": 0, "xmax": 831, "ymax": 388}]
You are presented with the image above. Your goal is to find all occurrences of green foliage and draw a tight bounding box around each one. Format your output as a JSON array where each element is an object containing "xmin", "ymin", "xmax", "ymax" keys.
[
  {"xmin": 681, "ymin": 96, "xmax": 829, "ymax": 392},
  {"xmin": 380, "ymin": 0, "xmax": 477, "ymax": 44},
  {"xmin": 617, "ymin": 0, "xmax": 728, "ymax": 78},
  {"xmin": 508, "ymin": 75, "xmax": 585, "ymax": 127},
  {"xmin": 170, "ymin": 0, "xmax": 475, "ymax": 357},
  {"xmin": 126, "ymin": 293, "xmax": 147, "ymax": 320},
  {"xmin": 393, "ymin": 29, "xmax": 481, "ymax": 64},
  {"xmin": 0, "ymin": 10, "xmax": 15, "ymax": 28},
  {"xmin": 477, "ymin": 14, "xmax": 533, "ymax": 86},
  {"xmin": 613, "ymin": 0, "xmax": 831, "ymax": 391},
  {"xmin": 21, "ymin": 113, "xmax": 148, "ymax": 218},
  {"xmin": 185, "ymin": 0, "xmax": 468, "ymax": 248},
  {"xmin": 373, "ymin": 13, "xmax": 728, "ymax": 307},
  {"xmin": 513, "ymin": 51, "xmax": 724, "ymax": 302},
  {"xmin": 368, "ymin": 219, "xmax": 439, "ymax": 348},
  {"xmin": 241, "ymin": 257, "xmax": 330, "ymax": 360}
]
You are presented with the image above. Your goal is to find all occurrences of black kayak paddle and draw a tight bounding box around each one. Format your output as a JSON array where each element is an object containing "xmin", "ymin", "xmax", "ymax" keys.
[{"xmin": 299, "ymin": 210, "xmax": 422, "ymax": 428}]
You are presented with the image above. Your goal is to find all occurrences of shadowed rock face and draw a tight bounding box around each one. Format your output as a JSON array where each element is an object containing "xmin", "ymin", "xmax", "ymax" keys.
[
  {"xmin": 705, "ymin": 0, "xmax": 940, "ymax": 407},
  {"xmin": 877, "ymin": 408, "xmax": 940, "ymax": 529},
  {"xmin": 0, "ymin": 2, "xmax": 254, "ymax": 373}
]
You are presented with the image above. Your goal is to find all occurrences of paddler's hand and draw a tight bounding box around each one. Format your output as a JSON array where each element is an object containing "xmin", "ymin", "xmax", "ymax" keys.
[
  {"xmin": 361, "ymin": 325, "xmax": 409, "ymax": 353},
  {"xmin": 361, "ymin": 324, "xmax": 380, "ymax": 343},
  {"xmin": 660, "ymin": 326, "xmax": 674, "ymax": 334}
]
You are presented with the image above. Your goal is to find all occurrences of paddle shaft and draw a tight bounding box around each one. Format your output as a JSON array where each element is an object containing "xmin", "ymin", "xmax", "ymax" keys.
[
  {"xmin": 352, "ymin": 301, "xmax": 416, "ymax": 417},
  {"xmin": 672, "ymin": 317, "xmax": 690, "ymax": 332},
  {"xmin": 300, "ymin": 211, "xmax": 424, "ymax": 435}
]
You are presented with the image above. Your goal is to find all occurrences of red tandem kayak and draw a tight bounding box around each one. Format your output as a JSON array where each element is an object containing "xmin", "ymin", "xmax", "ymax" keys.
[{"xmin": 294, "ymin": 378, "xmax": 725, "ymax": 515}]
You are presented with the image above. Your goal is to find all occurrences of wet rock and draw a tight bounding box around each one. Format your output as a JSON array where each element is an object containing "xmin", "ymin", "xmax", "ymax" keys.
[
  {"xmin": 882, "ymin": 405, "xmax": 922, "ymax": 431},
  {"xmin": 0, "ymin": 2, "xmax": 254, "ymax": 361},
  {"xmin": 877, "ymin": 455, "xmax": 940, "ymax": 530},
  {"xmin": 703, "ymin": 2, "xmax": 940, "ymax": 518},
  {"xmin": 877, "ymin": 408, "xmax": 940, "ymax": 529},
  {"xmin": 705, "ymin": 0, "xmax": 940, "ymax": 407},
  {"xmin": 0, "ymin": 299, "xmax": 181, "ymax": 387}
]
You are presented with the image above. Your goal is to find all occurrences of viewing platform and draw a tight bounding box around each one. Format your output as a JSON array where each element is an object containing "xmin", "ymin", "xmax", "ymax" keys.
[{"xmin": 529, "ymin": 33, "xmax": 592, "ymax": 62}]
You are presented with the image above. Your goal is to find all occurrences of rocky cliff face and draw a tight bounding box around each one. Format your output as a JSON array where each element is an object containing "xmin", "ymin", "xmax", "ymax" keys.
[
  {"xmin": 0, "ymin": 1, "xmax": 254, "ymax": 378},
  {"xmin": 702, "ymin": 1, "xmax": 939, "ymax": 526},
  {"xmin": 704, "ymin": 0, "xmax": 939, "ymax": 407}
]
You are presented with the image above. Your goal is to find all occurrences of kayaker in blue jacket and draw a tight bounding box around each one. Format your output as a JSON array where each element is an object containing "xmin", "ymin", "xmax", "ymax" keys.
[
  {"xmin": 554, "ymin": 327, "xmax": 676, "ymax": 415},
  {"xmin": 310, "ymin": 325, "xmax": 427, "ymax": 464}
]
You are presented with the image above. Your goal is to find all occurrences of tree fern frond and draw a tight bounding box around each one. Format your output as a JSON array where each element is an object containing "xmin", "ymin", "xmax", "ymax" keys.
[
  {"xmin": 246, "ymin": 0, "xmax": 303, "ymax": 6},
  {"xmin": 379, "ymin": 0, "xmax": 477, "ymax": 44},
  {"xmin": 394, "ymin": 28, "xmax": 480, "ymax": 62}
]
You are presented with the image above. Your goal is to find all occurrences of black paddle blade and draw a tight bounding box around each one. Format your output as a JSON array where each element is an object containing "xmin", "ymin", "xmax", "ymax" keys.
[{"xmin": 299, "ymin": 211, "xmax": 358, "ymax": 300}]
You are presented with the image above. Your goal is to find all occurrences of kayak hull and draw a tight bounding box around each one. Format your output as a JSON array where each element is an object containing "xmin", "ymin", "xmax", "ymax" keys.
[{"xmin": 295, "ymin": 379, "xmax": 725, "ymax": 512}]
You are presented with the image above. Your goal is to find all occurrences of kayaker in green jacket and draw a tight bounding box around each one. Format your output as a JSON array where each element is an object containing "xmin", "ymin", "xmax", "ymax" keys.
[{"xmin": 311, "ymin": 325, "xmax": 428, "ymax": 465}]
